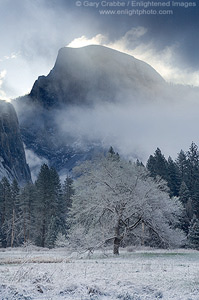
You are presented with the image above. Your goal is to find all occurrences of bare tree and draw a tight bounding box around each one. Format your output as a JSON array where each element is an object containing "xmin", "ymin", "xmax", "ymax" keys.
[{"xmin": 68, "ymin": 154, "xmax": 185, "ymax": 255}]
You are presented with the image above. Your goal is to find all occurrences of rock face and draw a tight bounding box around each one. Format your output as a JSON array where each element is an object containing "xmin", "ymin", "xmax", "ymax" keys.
[
  {"xmin": 14, "ymin": 45, "xmax": 166, "ymax": 174},
  {"xmin": 0, "ymin": 101, "xmax": 31, "ymax": 184},
  {"xmin": 29, "ymin": 45, "xmax": 165, "ymax": 108}
]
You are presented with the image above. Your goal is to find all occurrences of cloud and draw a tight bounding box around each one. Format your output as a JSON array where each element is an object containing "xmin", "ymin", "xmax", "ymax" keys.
[
  {"xmin": 0, "ymin": 70, "xmax": 9, "ymax": 101},
  {"xmin": 119, "ymin": 42, "xmax": 199, "ymax": 86},
  {"xmin": 67, "ymin": 27, "xmax": 147, "ymax": 49},
  {"xmin": 67, "ymin": 34, "xmax": 108, "ymax": 48},
  {"xmin": 0, "ymin": 70, "xmax": 6, "ymax": 82},
  {"xmin": 67, "ymin": 29, "xmax": 199, "ymax": 86},
  {"xmin": 25, "ymin": 147, "xmax": 48, "ymax": 182},
  {"xmin": 55, "ymin": 83, "xmax": 199, "ymax": 164},
  {"xmin": 1, "ymin": 52, "xmax": 19, "ymax": 61},
  {"xmin": 0, "ymin": 0, "xmax": 99, "ymax": 99}
]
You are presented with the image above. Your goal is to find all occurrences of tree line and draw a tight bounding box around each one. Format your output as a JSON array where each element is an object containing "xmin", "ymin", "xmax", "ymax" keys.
[
  {"xmin": 0, "ymin": 164, "xmax": 74, "ymax": 248},
  {"xmin": 1, "ymin": 143, "xmax": 199, "ymax": 252},
  {"xmin": 147, "ymin": 142, "xmax": 199, "ymax": 249}
]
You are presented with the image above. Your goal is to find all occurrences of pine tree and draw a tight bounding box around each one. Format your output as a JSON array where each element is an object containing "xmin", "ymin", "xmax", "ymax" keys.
[
  {"xmin": 108, "ymin": 146, "xmax": 120, "ymax": 161},
  {"xmin": 146, "ymin": 155, "xmax": 156, "ymax": 177},
  {"xmin": 63, "ymin": 175, "xmax": 74, "ymax": 213},
  {"xmin": 63, "ymin": 175, "xmax": 75, "ymax": 234},
  {"xmin": 167, "ymin": 157, "xmax": 180, "ymax": 197},
  {"xmin": 0, "ymin": 177, "xmax": 12, "ymax": 247},
  {"xmin": 188, "ymin": 215, "xmax": 199, "ymax": 250},
  {"xmin": 9, "ymin": 179, "xmax": 20, "ymax": 247},
  {"xmin": 108, "ymin": 146, "xmax": 115, "ymax": 156},
  {"xmin": 176, "ymin": 150, "xmax": 188, "ymax": 184},
  {"xmin": 136, "ymin": 159, "xmax": 144, "ymax": 167},
  {"xmin": 178, "ymin": 181, "xmax": 192, "ymax": 234},
  {"xmin": 147, "ymin": 148, "xmax": 168, "ymax": 181},
  {"xmin": 45, "ymin": 216, "xmax": 60, "ymax": 248},
  {"xmin": 192, "ymin": 178, "xmax": 199, "ymax": 219},
  {"xmin": 186, "ymin": 142, "xmax": 199, "ymax": 195},
  {"xmin": 34, "ymin": 164, "xmax": 64, "ymax": 247},
  {"xmin": 34, "ymin": 164, "xmax": 50, "ymax": 247},
  {"xmin": 186, "ymin": 143, "xmax": 199, "ymax": 218},
  {"xmin": 179, "ymin": 181, "xmax": 190, "ymax": 206},
  {"xmin": 20, "ymin": 182, "xmax": 36, "ymax": 244},
  {"xmin": 0, "ymin": 181, "xmax": 3, "ymax": 247},
  {"xmin": 176, "ymin": 144, "xmax": 199, "ymax": 232},
  {"xmin": 48, "ymin": 167, "xmax": 65, "ymax": 244}
]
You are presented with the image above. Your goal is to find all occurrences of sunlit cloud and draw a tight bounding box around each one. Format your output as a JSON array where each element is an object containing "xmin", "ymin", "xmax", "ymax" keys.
[
  {"xmin": 0, "ymin": 70, "xmax": 10, "ymax": 101},
  {"xmin": 0, "ymin": 70, "xmax": 7, "ymax": 80},
  {"xmin": 67, "ymin": 34, "xmax": 108, "ymax": 48},
  {"xmin": 67, "ymin": 29, "xmax": 199, "ymax": 87}
]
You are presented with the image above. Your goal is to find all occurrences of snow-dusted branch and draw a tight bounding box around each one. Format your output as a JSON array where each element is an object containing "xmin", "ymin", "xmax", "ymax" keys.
[{"xmin": 68, "ymin": 154, "xmax": 185, "ymax": 254}]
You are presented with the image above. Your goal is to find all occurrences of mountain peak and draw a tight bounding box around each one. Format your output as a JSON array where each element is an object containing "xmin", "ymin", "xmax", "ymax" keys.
[{"xmin": 29, "ymin": 45, "xmax": 165, "ymax": 108}]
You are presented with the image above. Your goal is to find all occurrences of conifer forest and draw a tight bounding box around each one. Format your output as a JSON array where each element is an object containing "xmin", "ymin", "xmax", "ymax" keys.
[{"xmin": 1, "ymin": 142, "xmax": 199, "ymax": 252}]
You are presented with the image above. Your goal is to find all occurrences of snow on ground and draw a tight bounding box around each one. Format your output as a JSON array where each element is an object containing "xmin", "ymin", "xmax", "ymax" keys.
[{"xmin": 0, "ymin": 247, "xmax": 199, "ymax": 299}]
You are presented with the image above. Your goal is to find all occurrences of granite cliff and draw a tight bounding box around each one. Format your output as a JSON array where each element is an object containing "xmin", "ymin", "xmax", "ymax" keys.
[
  {"xmin": 0, "ymin": 101, "xmax": 31, "ymax": 184},
  {"xmin": 29, "ymin": 45, "xmax": 165, "ymax": 108}
]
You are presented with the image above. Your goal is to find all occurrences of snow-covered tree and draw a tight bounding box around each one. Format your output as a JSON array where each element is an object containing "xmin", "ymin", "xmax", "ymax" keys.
[
  {"xmin": 68, "ymin": 154, "xmax": 185, "ymax": 255},
  {"xmin": 63, "ymin": 175, "xmax": 74, "ymax": 214},
  {"xmin": 55, "ymin": 232, "xmax": 68, "ymax": 248},
  {"xmin": 167, "ymin": 156, "xmax": 180, "ymax": 197},
  {"xmin": 188, "ymin": 215, "xmax": 199, "ymax": 250}
]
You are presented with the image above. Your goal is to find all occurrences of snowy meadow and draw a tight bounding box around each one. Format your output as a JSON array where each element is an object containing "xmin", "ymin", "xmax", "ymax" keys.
[{"xmin": 0, "ymin": 247, "xmax": 199, "ymax": 300}]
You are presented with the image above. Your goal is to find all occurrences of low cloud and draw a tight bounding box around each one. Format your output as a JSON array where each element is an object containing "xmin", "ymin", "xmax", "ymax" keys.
[
  {"xmin": 25, "ymin": 147, "xmax": 48, "ymax": 182},
  {"xmin": 55, "ymin": 84, "xmax": 199, "ymax": 164}
]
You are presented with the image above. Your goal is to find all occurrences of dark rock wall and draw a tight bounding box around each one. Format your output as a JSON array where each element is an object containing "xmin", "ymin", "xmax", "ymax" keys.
[{"xmin": 0, "ymin": 101, "xmax": 31, "ymax": 184}]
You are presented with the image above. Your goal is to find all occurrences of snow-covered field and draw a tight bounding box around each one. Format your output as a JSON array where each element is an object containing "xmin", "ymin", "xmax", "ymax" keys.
[{"xmin": 0, "ymin": 247, "xmax": 199, "ymax": 300}]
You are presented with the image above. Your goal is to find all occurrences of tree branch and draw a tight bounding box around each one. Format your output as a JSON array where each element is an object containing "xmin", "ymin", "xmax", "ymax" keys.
[
  {"xmin": 128, "ymin": 216, "xmax": 142, "ymax": 231},
  {"xmin": 143, "ymin": 220, "xmax": 169, "ymax": 247}
]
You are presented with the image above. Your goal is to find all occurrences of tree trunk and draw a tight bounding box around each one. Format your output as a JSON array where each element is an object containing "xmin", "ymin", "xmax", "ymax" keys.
[
  {"xmin": 113, "ymin": 237, "xmax": 120, "ymax": 255},
  {"xmin": 23, "ymin": 213, "xmax": 26, "ymax": 243},
  {"xmin": 11, "ymin": 208, "xmax": 15, "ymax": 248},
  {"xmin": 113, "ymin": 221, "xmax": 121, "ymax": 255},
  {"xmin": 41, "ymin": 219, "xmax": 46, "ymax": 247},
  {"xmin": 141, "ymin": 221, "xmax": 145, "ymax": 246}
]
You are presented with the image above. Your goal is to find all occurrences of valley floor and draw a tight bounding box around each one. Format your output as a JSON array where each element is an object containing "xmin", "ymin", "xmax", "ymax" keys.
[{"xmin": 0, "ymin": 247, "xmax": 199, "ymax": 299}]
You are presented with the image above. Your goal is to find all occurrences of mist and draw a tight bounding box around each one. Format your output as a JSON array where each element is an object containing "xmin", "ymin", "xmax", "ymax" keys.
[
  {"xmin": 24, "ymin": 147, "xmax": 48, "ymax": 182},
  {"xmin": 54, "ymin": 84, "xmax": 199, "ymax": 164}
]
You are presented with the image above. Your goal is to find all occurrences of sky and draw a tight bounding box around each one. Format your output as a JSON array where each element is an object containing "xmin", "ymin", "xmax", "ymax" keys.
[{"xmin": 0, "ymin": 0, "xmax": 199, "ymax": 100}]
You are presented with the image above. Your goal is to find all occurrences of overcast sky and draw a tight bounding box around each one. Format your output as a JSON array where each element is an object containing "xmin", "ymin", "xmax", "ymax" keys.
[{"xmin": 0, "ymin": 0, "xmax": 198, "ymax": 100}]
